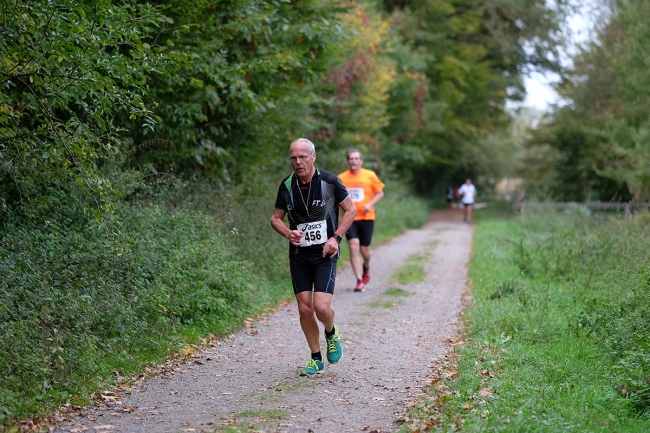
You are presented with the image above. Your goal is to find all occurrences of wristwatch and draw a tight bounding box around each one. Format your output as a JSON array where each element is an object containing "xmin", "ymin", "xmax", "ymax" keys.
[{"xmin": 333, "ymin": 233, "xmax": 342, "ymax": 243}]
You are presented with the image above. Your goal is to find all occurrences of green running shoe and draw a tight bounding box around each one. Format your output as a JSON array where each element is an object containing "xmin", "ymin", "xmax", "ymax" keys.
[
  {"xmin": 299, "ymin": 358, "xmax": 324, "ymax": 376},
  {"xmin": 326, "ymin": 326, "xmax": 343, "ymax": 364}
]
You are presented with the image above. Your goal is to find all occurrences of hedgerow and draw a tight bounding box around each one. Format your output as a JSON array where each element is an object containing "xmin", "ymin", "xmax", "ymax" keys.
[{"xmin": 0, "ymin": 198, "xmax": 257, "ymax": 422}]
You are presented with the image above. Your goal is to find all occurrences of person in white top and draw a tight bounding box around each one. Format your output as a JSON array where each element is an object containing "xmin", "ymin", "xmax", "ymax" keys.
[{"xmin": 458, "ymin": 178, "xmax": 476, "ymax": 223}]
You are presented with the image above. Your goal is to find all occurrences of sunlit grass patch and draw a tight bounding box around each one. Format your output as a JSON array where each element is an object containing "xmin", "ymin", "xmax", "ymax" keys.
[
  {"xmin": 391, "ymin": 263, "xmax": 426, "ymax": 284},
  {"xmin": 270, "ymin": 379, "xmax": 303, "ymax": 393},
  {"xmin": 384, "ymin": 287, "xmax": 413, "ymax": 297},
  {"xmin": 411, "ymin": 252, "xmax": 430, "ymax": 264},
  {"xmin": 369, "ymin": 299, "xmax": 403, "ymax": 309},
  {"xmin": 235, "ymin": 409, "xmax": 289, "ymax": 419}
]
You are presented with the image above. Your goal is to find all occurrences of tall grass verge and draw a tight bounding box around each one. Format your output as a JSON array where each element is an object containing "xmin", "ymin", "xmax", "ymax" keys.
[{"xmin": 400, "ymin": 208, "xmax": 650, "ymax": 432}]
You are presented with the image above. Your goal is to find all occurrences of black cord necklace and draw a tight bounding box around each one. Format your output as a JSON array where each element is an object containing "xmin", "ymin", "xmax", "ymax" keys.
[{"xmin": 296, "ymin": 176, "xmax": 312, "ymax": 218}]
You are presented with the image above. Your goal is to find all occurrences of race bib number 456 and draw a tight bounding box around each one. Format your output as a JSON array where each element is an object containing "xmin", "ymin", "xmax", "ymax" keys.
[{"xmin": 298, "ymin": 220, "xmax": 327, "ymax": 247}]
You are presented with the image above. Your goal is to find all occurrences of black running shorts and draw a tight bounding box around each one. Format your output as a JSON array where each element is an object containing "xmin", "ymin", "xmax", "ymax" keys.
[
  {"xmin": 345, "ymin": 220, "xmax": 375, "ymax": 247},
  {"xmin": 290, "ymin": 251, "xmax": 337, "ymax": 295}
]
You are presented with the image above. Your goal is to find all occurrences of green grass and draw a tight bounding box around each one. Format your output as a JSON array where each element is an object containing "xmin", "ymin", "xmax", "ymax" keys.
[
  {"xmin": 385, "ymin": 287, "xmax": 413, "ymax": 297},
  {"xmin": 216, "ymin": 408, "xmax": 290, "ymax": 432},
  {"xmin": 235, "ymin": 409, "xmax": 290, "ymax": 419},
  {"xmin": 391, "ymin": 262, "xmax": 426, "ymax": 285},
  {"xmin": 389, "ymin": 252, "xmax": 429, "ymax": 285},
  {"xmin": 399, "ymin": 209, "xmax": 650, "ymax": 432},
  {"xmin": 369, "ymin": 299, "xmax": 403, "ymax": 309}
]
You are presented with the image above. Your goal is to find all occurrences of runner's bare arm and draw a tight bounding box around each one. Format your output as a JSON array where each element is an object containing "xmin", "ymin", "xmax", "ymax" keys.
[
  {"xmin": 323, "ymin": 196, "xmax": 357, "ymax": 258},
  {"xmin": 270, "ymin": 208, "xmax": 303, "ymax": 247},
  {"xmin": 363, "ymin": 189, "xmax": 384, "ymax": 213},
  {"xmin": 338, "ymin": 196, "xmax": 357, "ymax": 234}
]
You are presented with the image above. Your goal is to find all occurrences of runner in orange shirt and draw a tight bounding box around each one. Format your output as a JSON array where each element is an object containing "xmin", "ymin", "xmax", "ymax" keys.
[{"xmin": 338, "ymin": 149, "xmax": 385, "ymax": 292}]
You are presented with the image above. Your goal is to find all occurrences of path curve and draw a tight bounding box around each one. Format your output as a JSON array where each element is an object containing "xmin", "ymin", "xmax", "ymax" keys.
[{"xmin": 54, "ymin": 210, "xmax": 473, "ymax": 433}]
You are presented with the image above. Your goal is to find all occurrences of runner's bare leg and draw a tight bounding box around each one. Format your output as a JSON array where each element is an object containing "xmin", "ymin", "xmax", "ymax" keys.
[
  {"xmin": 360, "ymin": 246, "xmax": 371, "ymax": 269},
  {"xmin": 348, "ymin": 238, "xmax": 363, "ymax": 281},
  {"xmin": 296, "ymin": 291, "xmax": 335, "ymax": 352}
]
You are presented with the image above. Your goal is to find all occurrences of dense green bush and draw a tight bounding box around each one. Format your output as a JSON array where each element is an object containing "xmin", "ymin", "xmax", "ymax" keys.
[{"xmin": 0, "ymin": 201, "xmax": 257, "ymax": 422}]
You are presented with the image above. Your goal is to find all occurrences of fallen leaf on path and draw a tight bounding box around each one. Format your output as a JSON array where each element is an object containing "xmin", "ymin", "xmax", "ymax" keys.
[
  {"xmin": 92, "ymin": 425, "xmax": 114, "ymax": 430},
  {"xmin": 444, "ymin": 369, "xmax": 458, "ymax": 379},
  {"xmin": 479, "ymin": 388, "xmax": 493, "ymax": 397}
]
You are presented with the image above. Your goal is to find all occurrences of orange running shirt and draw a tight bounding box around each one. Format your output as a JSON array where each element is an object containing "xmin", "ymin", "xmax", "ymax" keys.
[{"xmin": 338, "ymin": 168, "xmax": 385, "ymax": 221}]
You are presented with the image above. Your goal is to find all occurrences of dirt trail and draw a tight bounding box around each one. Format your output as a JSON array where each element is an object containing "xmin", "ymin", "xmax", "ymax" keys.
[{"xmin": 54, "ymin": 210, "xmax": 473, "ymax": 433}]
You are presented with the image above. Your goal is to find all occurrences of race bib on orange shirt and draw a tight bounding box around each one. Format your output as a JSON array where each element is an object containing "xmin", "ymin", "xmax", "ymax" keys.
[
  {"xmin": 338, "ymin": 169, "xmax": 385, "ymax": 220},
  {"xmin": 348, "ymin": 188, "xmax": 364, "ymax": 202}
]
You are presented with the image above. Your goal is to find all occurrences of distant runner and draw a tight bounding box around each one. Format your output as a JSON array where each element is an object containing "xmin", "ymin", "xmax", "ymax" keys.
[
  {"xmin": 446, "ymin": 185, "xmax": 455, "ymax": 209},
  {"xmin": 270, "ymin": 138, "xmax": 356, "ymax": 376},
  {"xmin": 338, "ymin": 149, "xmax": 385, "ymax": 292},
  {"xmin": 458, "ymin": 178, "xmax": 476, "ymax": 223}
]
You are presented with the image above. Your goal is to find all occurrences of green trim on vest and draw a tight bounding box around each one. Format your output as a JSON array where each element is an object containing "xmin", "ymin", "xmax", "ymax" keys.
[
  {"xmin": 284, "ymin": 169, "xmax": 320, "ymax": 191},
  {"xmin": 283, "ymin": 173, "xmax": 294, "ymax": 191}
]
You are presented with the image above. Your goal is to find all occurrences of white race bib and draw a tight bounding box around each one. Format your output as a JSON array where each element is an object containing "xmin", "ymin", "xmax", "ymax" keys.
[
  {"xmin": 298, "ymin": 220, "xmax": 327, "ymax": 247},
  {"xmin": 348, "ymin": 188, "xmax": 364, "ymax": 202}
]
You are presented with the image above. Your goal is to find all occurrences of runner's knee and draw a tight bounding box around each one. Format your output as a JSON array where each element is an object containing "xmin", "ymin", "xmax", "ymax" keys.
[
  {"xmin": 297, "ymin": 302, "xmax": 314, "ymax": 317},
  {"xmin": 313, "ymin": 304, "xmax": 333, "ymax": 322}
]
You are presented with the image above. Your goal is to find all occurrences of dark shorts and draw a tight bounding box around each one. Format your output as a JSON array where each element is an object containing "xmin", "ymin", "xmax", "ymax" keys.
[
  {"xmin": 463, "ymin": 202, "xmax": 473, "ymax": 207},
  {"xmin": 290, "ymin": 250, "xmax": 337, "ymax": 295},
  {"xmin": 345, "ymin": 220, "xmax": 375, "ymax": 247}
]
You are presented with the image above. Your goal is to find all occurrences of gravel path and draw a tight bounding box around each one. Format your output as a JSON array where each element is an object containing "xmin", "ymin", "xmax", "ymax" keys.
[{"xmin": 54, "ymin": 210, "xmax": 473, "ymax": 433}]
